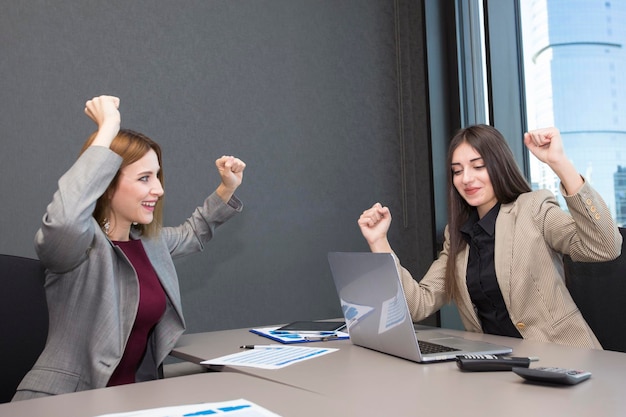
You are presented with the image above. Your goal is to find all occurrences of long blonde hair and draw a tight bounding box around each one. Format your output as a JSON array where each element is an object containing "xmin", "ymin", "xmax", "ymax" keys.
[{"xmin": 80, "ymin": 129, "xmax": 165, "ymax": 238}]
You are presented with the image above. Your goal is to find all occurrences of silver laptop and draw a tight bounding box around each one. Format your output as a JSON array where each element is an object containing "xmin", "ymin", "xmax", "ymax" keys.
[{"xmin": 327, "ymin": 252, "xmax": 512, "ymax": 363}]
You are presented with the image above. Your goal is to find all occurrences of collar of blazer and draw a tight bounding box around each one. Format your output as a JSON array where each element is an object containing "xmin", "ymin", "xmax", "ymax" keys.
[{"xmin": 110, "ymin": 230, "xmax": 185, "ymax": 325}]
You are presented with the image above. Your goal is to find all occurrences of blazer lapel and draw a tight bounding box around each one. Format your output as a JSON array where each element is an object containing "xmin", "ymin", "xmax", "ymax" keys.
[
  {"xmin": 137, "ymin": 235, "xmax": 185, "ymax": 324},
  {"xmin": 494, "ymin": 201, "xmax": 516, "ymax": 309},
  {"xmin": 455, "ymin": 246, "xmax": 482, "ymax": 330}
]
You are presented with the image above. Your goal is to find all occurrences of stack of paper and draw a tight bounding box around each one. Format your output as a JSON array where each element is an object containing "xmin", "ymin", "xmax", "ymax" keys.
[
  {"xmin": 249, "ymin": 327, "xmax": 349, "ymax": 344},
  {"xmin": 94, "ymin": 398, "xmax": 281, "ymax": 416},
  {"xmin": 201, "ymin": 345, "xmax": 338, "ymax": 369}
]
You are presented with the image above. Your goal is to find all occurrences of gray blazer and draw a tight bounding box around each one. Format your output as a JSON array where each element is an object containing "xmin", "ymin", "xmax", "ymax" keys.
[
  {"xmin": 14, "ymin": 146, "xmax": 242, "ymax": 400},
  {"xmin": 397, "ymin": 181, "xmax": 622, "ymax": 349}
]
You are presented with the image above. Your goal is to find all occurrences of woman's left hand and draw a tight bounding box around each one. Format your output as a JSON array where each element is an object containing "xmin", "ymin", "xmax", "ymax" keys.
[
  {"xmin": 524, "ymin": 126, "xmax": 583, "ymax": 194},
  {"xmin": 523, "ymin": 127, "xmax": 566, "ymax": 167},
  {"xmin": 215, "ymin": 156, "xmax": 246, "ymax": 202}
]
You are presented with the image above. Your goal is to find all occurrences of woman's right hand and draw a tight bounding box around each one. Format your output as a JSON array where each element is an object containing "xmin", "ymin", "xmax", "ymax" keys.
[
  {"xmin": 85, "ymin": 95, "xmax": 120, "ymax": 127},
  {"xmin": 358, "ymin": 203, "xmax": 393, "ymax": 252},
  {"xmin": 84, "ymin": 95, "xmax": 121, "ymax": 146}
]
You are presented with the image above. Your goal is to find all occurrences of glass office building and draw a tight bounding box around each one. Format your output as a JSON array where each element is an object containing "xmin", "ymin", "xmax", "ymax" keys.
[{"xmin": 521, "ymin": 0, "xmax": 626, "ymax": 225}]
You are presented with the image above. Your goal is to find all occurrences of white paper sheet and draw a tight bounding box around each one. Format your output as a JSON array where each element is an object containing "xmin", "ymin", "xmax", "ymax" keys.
[
  {"xmin": 201, "ymin": 345, "xmax": 338, "ymax": 369},
  {"xmin": 94, "ymin": 398, "xmax": 281, "ymax": 417}
]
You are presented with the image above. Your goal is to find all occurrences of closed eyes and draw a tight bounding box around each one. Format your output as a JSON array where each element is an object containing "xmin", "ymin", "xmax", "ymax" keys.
[{"xmin": 451, "ymin": 165, "xmax": 486, "ymax": 176}]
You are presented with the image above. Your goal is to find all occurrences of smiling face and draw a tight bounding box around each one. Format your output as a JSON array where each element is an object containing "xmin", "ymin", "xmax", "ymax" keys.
[
  {"xmin": 107, "ymin": 149, "xmax": 164, "ymax": 240},
  {"xmin": 451, "ymin": 141, "xmax": 497, "ymax": 218}
]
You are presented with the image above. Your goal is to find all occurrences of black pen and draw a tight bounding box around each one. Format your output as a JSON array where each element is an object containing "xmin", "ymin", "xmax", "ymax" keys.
[{"xmin": 239, "ymin": 345, "xmax": 280, "ymax": 349}]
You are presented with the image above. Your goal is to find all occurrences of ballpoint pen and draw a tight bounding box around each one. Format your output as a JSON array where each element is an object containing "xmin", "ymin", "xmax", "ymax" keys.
[{"xmin": 239, "ymin": 345, "xmax": 280, "ymax": 349}]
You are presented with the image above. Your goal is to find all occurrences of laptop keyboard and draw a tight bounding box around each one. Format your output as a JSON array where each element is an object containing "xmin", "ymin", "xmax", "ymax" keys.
[{"xmin": 418, "ymin": 340, "xmax": 460, "ymax": 354}]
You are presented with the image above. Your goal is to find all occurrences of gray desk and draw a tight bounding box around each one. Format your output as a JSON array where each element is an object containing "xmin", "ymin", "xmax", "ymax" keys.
[
  {"xmin": 0, "ymin": 372, "xmax": 358, "ymax": 417},
  {"xmin": 172, "ymin": 325, "xmax": 626, "ymax": 416}
]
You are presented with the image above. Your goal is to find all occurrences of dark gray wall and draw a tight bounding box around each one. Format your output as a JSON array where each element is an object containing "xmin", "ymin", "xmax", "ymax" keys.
[{"xmin": 0, "ymin": 1, "xmax": 437, "ymax": 333}]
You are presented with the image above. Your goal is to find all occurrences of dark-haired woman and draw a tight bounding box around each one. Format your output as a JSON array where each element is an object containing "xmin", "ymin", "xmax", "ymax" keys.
[
  {"xmin": 358, "ymin": 125, "xmax": 621, "ymax": 349},
  {"xmin": 13, "ymin": 95, "xmax": 245, "ymax": 400}
]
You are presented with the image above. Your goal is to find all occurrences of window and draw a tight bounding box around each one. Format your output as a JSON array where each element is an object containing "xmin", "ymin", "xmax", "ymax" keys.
[
  {"xmin": 433, "ymin": 0, "xmax": 624, "ymax": 329},
  {"xmin": 520, "ymin": 0, "xmax": 626, "ymax": 226}
]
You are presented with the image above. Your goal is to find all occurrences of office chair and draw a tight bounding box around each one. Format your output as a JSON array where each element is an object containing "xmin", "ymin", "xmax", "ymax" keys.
[
  {"xmin": 0, "ymin": 254, "xmax": 48, "ymax": 403},
  {"xmin": 564, "ymin": 228, "xmax": 626, "ymax": 353}
]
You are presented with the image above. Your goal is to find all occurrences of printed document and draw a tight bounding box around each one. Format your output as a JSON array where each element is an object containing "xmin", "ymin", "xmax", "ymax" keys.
[
  {"xmin": 201, "ymin": 345, "xmax": 338, "ymax": 369},
  {"xmin": 94, "ymin": 398, "xmax": 281, "ymax": 416}
]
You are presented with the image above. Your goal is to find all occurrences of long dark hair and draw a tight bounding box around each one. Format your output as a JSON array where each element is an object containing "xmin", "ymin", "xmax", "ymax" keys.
[{"xmin": 444, "ymin": 125, "xmax": 531, "ymax": 301}]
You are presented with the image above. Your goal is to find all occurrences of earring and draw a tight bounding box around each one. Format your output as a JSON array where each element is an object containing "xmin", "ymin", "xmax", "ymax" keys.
[{"xmin": 102, "ymin": 218, "xmax": 110, "ymax": 235}]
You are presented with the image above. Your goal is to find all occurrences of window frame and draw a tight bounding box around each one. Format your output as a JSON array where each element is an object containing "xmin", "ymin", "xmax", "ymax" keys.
[{"xmin": 482, "ymin": 0, "xmax": 530, "ymax": 177}]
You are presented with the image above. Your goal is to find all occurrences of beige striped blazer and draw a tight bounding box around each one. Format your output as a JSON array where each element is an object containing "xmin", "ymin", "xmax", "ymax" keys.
[{"xmin": 396, "ymin": 181, "xmax": 622, "ymax": 349}]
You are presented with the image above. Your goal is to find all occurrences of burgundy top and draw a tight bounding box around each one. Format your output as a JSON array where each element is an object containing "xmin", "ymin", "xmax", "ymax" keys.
[{"xmin": 107, "ymin": 239, "xmax": 166, "ymax": 386}]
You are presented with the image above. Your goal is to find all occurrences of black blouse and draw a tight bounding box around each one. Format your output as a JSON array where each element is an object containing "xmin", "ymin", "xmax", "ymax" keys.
[{"xmin": 460, "ymin": 204, "xmax": 522, "ymax": 339}]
